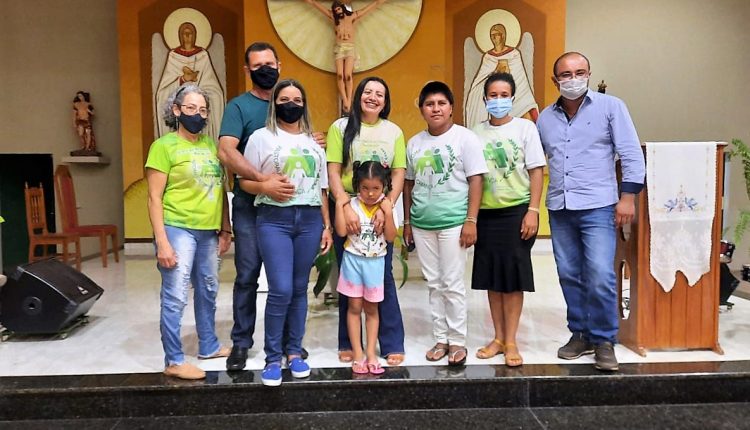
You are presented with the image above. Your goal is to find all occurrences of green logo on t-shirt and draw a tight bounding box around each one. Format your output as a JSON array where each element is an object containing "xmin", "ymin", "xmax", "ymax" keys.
[
  {"xmin": 283, "ymin": 148, "xmax": 317, "ymax": 177},
  {"xmin": 414, "ymin": 146, "xmax": 457, "ymax": 192},
  {"xmin": 192, "ymin": 156, "xmax": 223, "ymax": 201},
  {"xmin": 484, "ymin": 139, "xmax": 519, "ymax": 181},
  {"xmin": 416, "ymin": 149, "xmax": 445, "ymax": 175},
  {"xmin": 271, "ymin": 146, "xmax": 320, "ymax": 196}
]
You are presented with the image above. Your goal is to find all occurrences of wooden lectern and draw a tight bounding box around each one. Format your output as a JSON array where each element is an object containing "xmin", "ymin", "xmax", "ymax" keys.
[{"xmin": 616, "ymin": 143, "xmax": 726, "ymax": 356}]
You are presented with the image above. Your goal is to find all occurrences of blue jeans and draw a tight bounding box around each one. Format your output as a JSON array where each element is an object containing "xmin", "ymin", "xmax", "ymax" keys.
[
  {"xmin": 230, "ymin": 193, "xmax": 263, "ymax": 349},
  {"xmin": 331, "ymin": 198, "xmax": 405, "ymax": 356},
  {"xmin": 158, "ymin": 226, "xmax": 221, "ymax": 366},
  {"xmin": 256, "ymin": 205, "xmax": 323, "ymax": 363},
  {"xmin": 549, "ymin": 205, "xmax": 618, "ymax": 344}
]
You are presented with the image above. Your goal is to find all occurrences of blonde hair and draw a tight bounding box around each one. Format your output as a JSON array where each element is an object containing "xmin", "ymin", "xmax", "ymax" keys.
[{"xmin": 265, "ymin": 79, "xmax": 312, "ymax": 136}]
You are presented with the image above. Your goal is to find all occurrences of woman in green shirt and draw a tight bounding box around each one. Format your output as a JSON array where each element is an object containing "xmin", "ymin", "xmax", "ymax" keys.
[
  {"xmin": 471, "ymin": 73, "xmax": 546, "ymax": 367},
  {"xmin": 326, "ymin": 77, "xmax": 407, "ymax": 366},
  {"xmin": 146, "ymin": 83, "xmax": 232, "ymax": 380}
]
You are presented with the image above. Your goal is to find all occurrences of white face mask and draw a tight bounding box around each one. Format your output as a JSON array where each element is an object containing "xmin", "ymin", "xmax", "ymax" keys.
[{"xmin": 558, "ymin": 77, "xmax": 589, "ymax": 100}]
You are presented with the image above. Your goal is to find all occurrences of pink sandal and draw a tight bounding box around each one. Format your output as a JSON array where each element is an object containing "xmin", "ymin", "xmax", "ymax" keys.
[
  {"xmin": 367, "ymin": 360, "xmax": 385, "ymax": 375},
  {"xmin": 352, "ymin": 360, "xmax": 369, "ymax": 375}
]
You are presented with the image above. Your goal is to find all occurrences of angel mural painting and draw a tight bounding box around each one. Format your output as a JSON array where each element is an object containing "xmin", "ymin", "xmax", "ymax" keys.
[
  {"xmin": 464, "ymin": 10, "xmax": 538, "ymax": 129},
  {"xmin": 153, "ymin": 8, "xmax": 226, "ymax": 141}
]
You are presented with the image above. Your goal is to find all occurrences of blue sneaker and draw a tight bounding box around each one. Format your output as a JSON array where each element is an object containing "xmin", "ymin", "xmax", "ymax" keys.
[
  {"xmin": 288, "ymin": 357, "xmax": 311, "ymax": 378},
  {"xmin": 261, "ymin": 362, "xmax": 282, "ymax": 387}
]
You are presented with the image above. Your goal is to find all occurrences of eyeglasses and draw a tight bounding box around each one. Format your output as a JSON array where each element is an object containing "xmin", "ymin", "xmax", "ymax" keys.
[
  {"xmin": 556, "ymin": 70, "xmax": 589, "ymax": 82},
  {"xmin": 180, "ymin": 104, "xmax": 209, "ymax": 118}
]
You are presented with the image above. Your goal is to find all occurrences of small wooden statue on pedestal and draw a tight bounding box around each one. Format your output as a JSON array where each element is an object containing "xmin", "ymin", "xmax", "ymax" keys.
[
  {"xmin": 71, "ymin": 91, "xmax": 101, "ymax": 156},
  {"xmin": 597, "ymin": 80, "xmax": 607, "ymax": 94}
]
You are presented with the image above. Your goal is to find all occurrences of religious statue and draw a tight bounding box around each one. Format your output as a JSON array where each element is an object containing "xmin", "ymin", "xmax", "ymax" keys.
[
  {"xmin": 71, "ymin": 91, "xmax": 101, "ymax": 156},
  {"xmin": 153, "ymin": 17, "xmax": 225, "ymax": 141},
  {"xmin": 464, "ymin": 19, "xmax": 538, "ymax": 129},
  {"xmin": 303, "ymin": 0, "xmax": 386, "ymax": 113},
  {"xmin": 598, "ymin": 79, "xmax": 607, "ymax": 94}
]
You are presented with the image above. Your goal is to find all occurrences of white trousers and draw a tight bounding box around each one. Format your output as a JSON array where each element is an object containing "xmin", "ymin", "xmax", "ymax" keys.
[{"xmin": 412, "ymin": 225, "xmax": 467, "ymax": 345}]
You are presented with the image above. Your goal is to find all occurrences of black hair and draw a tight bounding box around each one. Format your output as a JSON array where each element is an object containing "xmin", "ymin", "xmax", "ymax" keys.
[
  {"xmin": 552, "ymin": 51, "xmax": 591, "ymax": 77},
  {"xmin": 352, "ymin": 160, "xmax": 391, "ymax": 195},
  {"xmin": 342, "ymin": 77, "xmax": 391, "ymax": 168},
  {"xmin": 418, "ymin": 81, "xmax": 454, "ymax": 107},
  {"xmin": 73, "ymin": 91, "xmax": 90, "ymax": 103},
  {"xmin": 245, "ymin": 42, "xmax": 279, "ymax": 66},
  {"xmin": 484, "ymin": 72, "xmax": 516, "ymax": 97},
  {"xmin": 332, "ymin": 1, "xmax": 354, "ymax": 26}
]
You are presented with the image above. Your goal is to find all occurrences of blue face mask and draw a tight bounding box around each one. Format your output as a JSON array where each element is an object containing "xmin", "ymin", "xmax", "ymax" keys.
[{"xmin": 486, "ymin": 97, "xmax": 513, "ymax": 119}]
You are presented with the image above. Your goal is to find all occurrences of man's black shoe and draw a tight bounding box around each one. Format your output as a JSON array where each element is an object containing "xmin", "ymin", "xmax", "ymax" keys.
[
  {"xmin": 594, "ymin": 342, "xmax": 619, "ymax": 371},
  {"xmin": 284, "ymin": 348, "xmax": 309, "ymax": 359},
  {"xmin": 226, "ymin": 345, "xmax": 248, "ymax": 371},
  {"xmin": 557, "ymin": 333, "xmax": 595, "ymax": 360}
]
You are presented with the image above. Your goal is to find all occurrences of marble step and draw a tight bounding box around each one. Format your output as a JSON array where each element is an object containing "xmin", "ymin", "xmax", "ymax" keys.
[
  {"xmin": 1, "ymin": 362, "xmax": 749, "ymax": 421},
  {"xmin": 2, "ymin": 404, "xmax": 750, "ymax": 430}
]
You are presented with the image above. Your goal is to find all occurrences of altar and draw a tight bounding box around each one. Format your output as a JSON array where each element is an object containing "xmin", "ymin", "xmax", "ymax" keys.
[{"xmin": 617, "ymin": 142, "xmax": 727, "ymax": 355}]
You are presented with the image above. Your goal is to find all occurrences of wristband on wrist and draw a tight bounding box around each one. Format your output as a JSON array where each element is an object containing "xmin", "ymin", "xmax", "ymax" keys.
[
  {"xmin": 527, "ymin": 207, "xmax": 540, "ymax": 213},
  {"xmin": 219, "ymin": 229, "xmax": 232, "ymax": 235},
  {"xmin": 465, "ymin": 216, "xmax": 477, "ymax": 224},
  {"xmin": 403, "ymin": 220, "xmax": 410, "ymax": 225}
]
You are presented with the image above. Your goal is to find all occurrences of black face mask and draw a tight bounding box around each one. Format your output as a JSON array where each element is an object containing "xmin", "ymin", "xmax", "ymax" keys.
[
  {"xmin": 275, "ymin": 101, "xmax": 305, "ymax": 124},
  {"xmin": 177, "ymin": 112, "xmax": 206, "ymax": 134},
  {"xmin": 250, "ymin": 65, "xmax": 280, "ymax": 90}
]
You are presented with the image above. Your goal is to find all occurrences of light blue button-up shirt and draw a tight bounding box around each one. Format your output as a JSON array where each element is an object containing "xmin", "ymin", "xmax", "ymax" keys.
[{"xmin": 537, "ymin": 90, "xmax": 645, "ymax": 211}]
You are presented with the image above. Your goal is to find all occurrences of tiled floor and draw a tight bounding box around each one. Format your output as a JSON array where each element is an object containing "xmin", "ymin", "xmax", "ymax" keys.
[{"xmin": 1, "ymin": 240, "xmax": 748, "ymax": 376}]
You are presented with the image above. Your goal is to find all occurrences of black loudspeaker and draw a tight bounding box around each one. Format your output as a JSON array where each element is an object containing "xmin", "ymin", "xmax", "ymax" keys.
[
  {"xmin": 719, "ymin": 262, "xmax": 739, "ymax": 306},
  {"xmin": 0, "ymin": 259, "xmax": 103, "ymax": 334}
]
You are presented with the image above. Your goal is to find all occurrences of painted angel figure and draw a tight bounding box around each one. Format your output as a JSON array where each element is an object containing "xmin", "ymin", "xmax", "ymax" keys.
[
  {"xmin": 152, "ymin": 20, "xmax": 226, "ymax": 141},
  {"xmin": 464, "ymin": 23, "xmax": 538, "ymax": 129},
  {"xmin": 304, "ymin": 0, "xmax": 386, "ymax": 113}
]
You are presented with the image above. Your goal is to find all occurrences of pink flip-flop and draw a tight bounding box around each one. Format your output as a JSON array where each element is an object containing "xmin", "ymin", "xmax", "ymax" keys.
[
  {"xmin": 367, "ymin": 360, "xmax": 385, "ymax": 375},
  {"xmin": 352, "ymin": 360, "xmax": 369, "ymax": 375}
]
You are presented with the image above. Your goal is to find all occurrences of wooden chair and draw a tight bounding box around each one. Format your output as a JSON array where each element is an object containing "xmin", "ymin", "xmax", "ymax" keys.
[
  {"xmin": 54, "ymin": 165, "xmax": 119, "ymax": 267},
  {"xmin": 24, "ymin": 183, "xmax": 82, "ymax": 271}
]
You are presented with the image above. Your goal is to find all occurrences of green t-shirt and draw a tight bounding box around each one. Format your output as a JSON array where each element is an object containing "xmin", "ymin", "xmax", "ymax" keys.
[
  {"xmin": 218, "ymin": 92, "xmax": 269, "ymax": 198},
  {"xmin": 472, "ymin": 118, "xmax": 547, "ymax": 209},
  {"xmin": 145, "ymin": 132, "xmax": 224, "ymax": 230},
  {"xmin": 406, "ymin": 125, "xmax": 488, "ymax": 230},
  {"xmin": 325, "ymin": 118, "xmax": 406, "ymax": 194}
]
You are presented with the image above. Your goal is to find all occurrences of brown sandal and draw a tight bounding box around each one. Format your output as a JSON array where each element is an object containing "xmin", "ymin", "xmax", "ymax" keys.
[
  {"xmin": 476, "ymin": 339, "xmax": 504, "ymax": 359},
  {"xmin": 338, "ymin": 350, "xmax": 354, "ymax": 363},
  {"xmin": 448, "ymin": 346, "xmax": 467, "ymax": 366},
  {"xmin": 504, "ymin": 343, "xmax": 523, "ymax": 367},
  {"xmin": 425, "ymin": 343, "xmax": 449, "ymax": 361},
  {"xmin": 386, "ymin": 353, "xmax": 405, "ymax": 366}
]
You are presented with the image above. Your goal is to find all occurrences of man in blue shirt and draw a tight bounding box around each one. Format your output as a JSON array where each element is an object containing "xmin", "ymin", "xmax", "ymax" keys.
[{"xmin": 537, "ymin": 52, "xmax": 645, "ymax": 371}]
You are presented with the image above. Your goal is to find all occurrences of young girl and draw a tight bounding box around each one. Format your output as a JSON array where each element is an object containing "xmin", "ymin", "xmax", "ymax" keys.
[
  {"xmin": 326, "ymin": 76, "xmax": 406, "ymax": 366},
  {"xmin": 335, "ymin": 161, "xmax": 397, "ymax": 375}
]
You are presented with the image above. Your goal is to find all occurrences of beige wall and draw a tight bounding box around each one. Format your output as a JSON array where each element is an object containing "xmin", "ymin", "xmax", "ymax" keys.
[
  {"xmin": 1, "ymin": 0, "xmax": 123, "ymax": 258},
  {"xmin": 3, "ymin": 0, "xmax": 749, "ymax": 261},
  {"xmin": 567, "ymin": 0, "xmax": 750, "ymax": 266}
]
